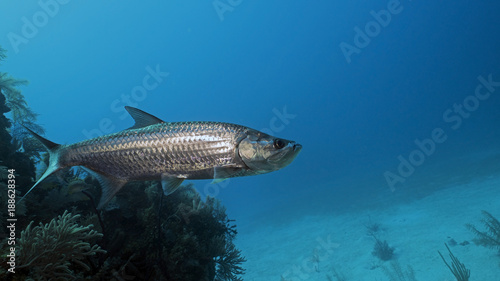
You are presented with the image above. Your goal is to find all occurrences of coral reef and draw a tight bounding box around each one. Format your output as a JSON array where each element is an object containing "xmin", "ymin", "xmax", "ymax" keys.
[
  {"xmin": 438, "ymin": 243, "xmax": 470, "ymax": 281},
  {"xmin": 0, "ymin": 58, "xmax": 37, "ymax": 241},
  {"xmin": 155, "ymin": 184, "xmax": 246, "ymax": 280},
  {"xmin": 0, "ymin": 89, "xmax": 37, "ymax": 191},
  {"xmin": 16, "ymin": 210, "xmax": 105, "ymax": 280},
  {"xmin": 466, "ymin": 210, "xmax": 500, "ymax": 251},
  {"xmin": 0, "ymin": 46, "xmax": 44, "ymax": 146},
  {"xmin": 67, "ymin": 181, "xmax": 246, "ymax": 281}
]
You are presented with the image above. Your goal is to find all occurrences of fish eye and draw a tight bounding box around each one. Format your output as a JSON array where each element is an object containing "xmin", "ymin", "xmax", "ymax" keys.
[{"xmin": 273, "ymin": 139, "xmax": 286, "ymax": 149}]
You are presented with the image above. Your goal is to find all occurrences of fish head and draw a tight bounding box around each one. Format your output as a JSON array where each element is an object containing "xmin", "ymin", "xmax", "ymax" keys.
[{"xmin": 238, "ymin": 130, "xmax": 302, "ymax": 173}]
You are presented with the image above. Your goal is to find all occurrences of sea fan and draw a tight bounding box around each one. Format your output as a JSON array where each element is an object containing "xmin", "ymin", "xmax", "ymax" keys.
[
  {"xmin": 371, "ymin": 235, "xmax": 394, "ymax": 261},
  {"xmin": 466, "ymin": 210, "xmax": 500, "ymax": 251},
  {"xmin": 17, "ymin": 210, "xmax": 106, "ymax": 280}
]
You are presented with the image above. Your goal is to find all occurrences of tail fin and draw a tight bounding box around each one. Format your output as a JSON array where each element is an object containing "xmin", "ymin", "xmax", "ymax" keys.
[{"xmin": 19, "ymin": 126, "xmax": 62, "ymax": 203}]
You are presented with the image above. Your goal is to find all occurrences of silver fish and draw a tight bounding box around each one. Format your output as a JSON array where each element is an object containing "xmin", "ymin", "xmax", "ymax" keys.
[{"xmin": 21, "ymin": 107, "xmax": 302, "ymax": 208}]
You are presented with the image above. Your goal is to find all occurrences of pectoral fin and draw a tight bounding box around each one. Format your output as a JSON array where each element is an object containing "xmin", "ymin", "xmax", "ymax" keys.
[
  {"xmin": 212, "ymin": 165, "xmax": 244, "ymax": 183},
  {"xmin": 212, "ymin": 178, "xmax": 228, "ymax": 184},
  {"xmin": 161, "ymin": 173, "xmax": 184, "ymax": 196}
]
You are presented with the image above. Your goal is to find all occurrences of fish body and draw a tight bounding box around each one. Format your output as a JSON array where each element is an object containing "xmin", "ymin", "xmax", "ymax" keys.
[
  {"xmin": 63, "ymin": 121, "xmax": 249, "ymax": 180},
  {"xmin": 22, "ymin": 107, "xmax": 302, "ymax": 208}
]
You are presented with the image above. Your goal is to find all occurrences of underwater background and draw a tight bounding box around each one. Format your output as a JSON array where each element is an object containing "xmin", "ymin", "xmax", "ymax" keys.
[{"xmin": 1, "ymin": 1, "xmax": 500, "ymax": 280}]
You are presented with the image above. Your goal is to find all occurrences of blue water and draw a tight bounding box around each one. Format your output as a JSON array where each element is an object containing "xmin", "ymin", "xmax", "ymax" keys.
[{"xmin": 2, "ymin": 1, "xmax": 500, "ymax": 276}]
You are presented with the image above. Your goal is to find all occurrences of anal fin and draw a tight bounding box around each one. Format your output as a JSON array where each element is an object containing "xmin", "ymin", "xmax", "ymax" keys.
[
  {"xmin": 161, "ymin": 173, "xmax": 184, "ymax": 196},
  {"xmin": 81, "ymin": 167, "xmax": 127, "ymax": 210}
]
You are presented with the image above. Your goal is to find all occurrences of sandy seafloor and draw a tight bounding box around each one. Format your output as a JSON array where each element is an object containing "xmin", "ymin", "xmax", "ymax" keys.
[{"xmin": 236, "ymin": 174, "xmax": 500, "ymax": 281}]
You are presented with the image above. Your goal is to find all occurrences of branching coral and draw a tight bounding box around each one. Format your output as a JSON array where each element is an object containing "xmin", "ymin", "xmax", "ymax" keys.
[
  {"xmin": 214, "ymin": 240, "xmax": 246, "ymax": 281},
  {"xmin": 438, "ymin": 243, "xmax": 470, "ymax": 281},
  {"xmin": 466, "ymin": 210, "xmax": 500, "ymax": 251},
  {"xmin": 371, "ymin": 234, "xmax": 394, "ymax": 261},
  {"xmin": 17, "ymin": 210, "xmax": 106, "ymax": 280}
]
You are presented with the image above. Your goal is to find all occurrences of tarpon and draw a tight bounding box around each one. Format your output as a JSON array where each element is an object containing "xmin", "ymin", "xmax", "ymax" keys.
[{"xmin": 21, "ymin": 107, "xmax": 302, "ymax": 209}]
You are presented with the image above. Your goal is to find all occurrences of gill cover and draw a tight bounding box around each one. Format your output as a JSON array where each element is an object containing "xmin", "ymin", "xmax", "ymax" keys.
[{"xmin": 238, "ymin": 131, "xmax": 301, "ymax": 172}]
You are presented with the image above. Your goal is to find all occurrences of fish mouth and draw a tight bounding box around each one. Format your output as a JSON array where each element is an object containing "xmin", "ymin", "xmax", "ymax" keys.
[
  {"xmin": 268, "ymin": 142, "xmax": 302, "ymax": 168},
  {"xmin": 293, "ymin": 143, "xmax": 302, "ymax": 153}
]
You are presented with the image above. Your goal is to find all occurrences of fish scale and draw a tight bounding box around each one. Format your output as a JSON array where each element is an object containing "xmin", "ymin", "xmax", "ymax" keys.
[{"xmin": 60, "ymin": 121, "xmax": 248, "ymax": 180}]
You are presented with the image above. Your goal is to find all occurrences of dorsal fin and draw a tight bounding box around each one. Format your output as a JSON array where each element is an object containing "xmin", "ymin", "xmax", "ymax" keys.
[{"xmin": 125, "ymin": 106, "xmax": 164, "ymax": 129}]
